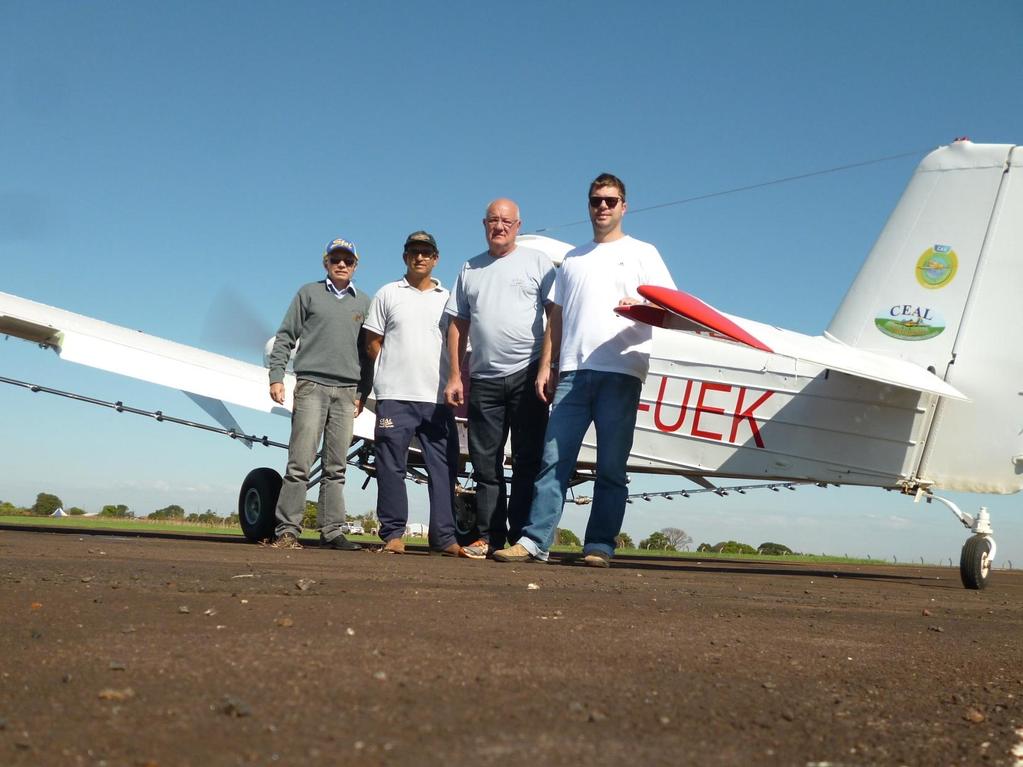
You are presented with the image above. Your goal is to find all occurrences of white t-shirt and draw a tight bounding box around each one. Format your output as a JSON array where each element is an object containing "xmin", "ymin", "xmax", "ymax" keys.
[
  {"xmin": 364, "ymin": 278, "xmax": 450, "ymax": 403},
  {"xmin": 555, "ymin": 236, "xmax": 676, "ymax": 381},
  {"xmin": 444, "ymin": 246, "xmax": 556, "ymax": 378}
]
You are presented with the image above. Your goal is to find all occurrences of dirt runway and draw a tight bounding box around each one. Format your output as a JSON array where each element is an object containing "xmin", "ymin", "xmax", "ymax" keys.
[{"xmin": 1, "ymin": 528, "xmax": 1020, "ymax": 766}]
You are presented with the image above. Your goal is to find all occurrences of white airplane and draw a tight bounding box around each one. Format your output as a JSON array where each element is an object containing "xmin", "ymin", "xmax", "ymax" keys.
[{"xmin": 1, "ymin": 140, "xmax": 1019, "ymax": 590}]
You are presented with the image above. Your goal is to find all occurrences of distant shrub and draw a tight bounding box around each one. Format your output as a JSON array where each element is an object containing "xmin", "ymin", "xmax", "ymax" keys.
[
  {"xmin": 639, "ymin": 531, "xmax": 675, "ymax": 551},
  {"xmin": 757, "ymin": 542, "xmax": 793, "ymax": 556},
  {"xmin": 557, "ymin": 528, "xmax": 581, "ymax": 547},
  {"xmin": 711, "ymin": 540, "xmax": 757, "ymax": 554}
]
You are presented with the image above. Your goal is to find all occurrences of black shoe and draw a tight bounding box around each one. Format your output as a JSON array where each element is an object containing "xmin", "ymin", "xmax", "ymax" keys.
[{"xmin": 320, "ymin": 534, "xmax": 362, "ymax": 551}]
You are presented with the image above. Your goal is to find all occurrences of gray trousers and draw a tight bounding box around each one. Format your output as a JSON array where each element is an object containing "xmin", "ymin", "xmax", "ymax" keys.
[{"xmin": 274, "ymin": 380, "xmax": 356, "ymax": 540}]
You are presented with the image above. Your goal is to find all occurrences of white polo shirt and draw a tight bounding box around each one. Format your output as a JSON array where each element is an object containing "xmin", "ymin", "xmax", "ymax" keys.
[
  {"xmin": 555, "ymin": 235, "xmax": 676, "ymax": 381},
  {"xmin": 364, "ymin": 277, "xmax": 450, "ymax": 404}
]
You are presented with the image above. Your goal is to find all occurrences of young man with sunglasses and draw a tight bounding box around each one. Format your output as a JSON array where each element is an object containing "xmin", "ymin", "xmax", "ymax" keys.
[
  {"xmin": 444, "ymin": 199, "xmax": 556, "ymax": 559},
  {"xmin": 364, "ymin": 231, "xmax": 462, "ymax": 557},
  {"xmin": 267, "ymin": 237, "xmax": 373, "ymax": 550},
  {"xmin": 494, "ymin": 174, "xmax": 676, "ymax": 567}
]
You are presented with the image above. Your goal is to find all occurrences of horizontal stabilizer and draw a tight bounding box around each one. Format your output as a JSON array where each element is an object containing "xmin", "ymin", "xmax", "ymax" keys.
[{"xmin": 616, "ymin": 286, "xmax": 967, "ymax": 401}]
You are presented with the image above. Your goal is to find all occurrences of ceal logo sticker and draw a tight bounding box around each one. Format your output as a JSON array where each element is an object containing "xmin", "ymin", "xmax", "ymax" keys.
[
  {"xmin": 915, "ymin": 245, "xmax": 958, "ymax": 289},
  {"xmin": 875, "ymin": 304, "xmax": 946, "ymax": 341}
]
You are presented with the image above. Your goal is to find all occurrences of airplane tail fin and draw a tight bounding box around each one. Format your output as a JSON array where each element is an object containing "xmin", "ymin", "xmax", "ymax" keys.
[{"xmin": 828, "ymin": 140, "xmax": 1023, "ymax": 492}]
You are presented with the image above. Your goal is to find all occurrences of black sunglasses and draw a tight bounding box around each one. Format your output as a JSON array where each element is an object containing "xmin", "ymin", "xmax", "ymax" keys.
[
  {"xmin": 328, "ymin": 254, "xmax": 357, "ymax": 266},
  {"xmin": 589, "ymin": 195, "xmax": 621, "ymax": 209}
]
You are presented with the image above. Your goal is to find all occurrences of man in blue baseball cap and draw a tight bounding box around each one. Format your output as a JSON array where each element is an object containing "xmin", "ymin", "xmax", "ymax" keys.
[{"xmin": 266, "ymin": 236, "xmax": 373, "ymax": 550}]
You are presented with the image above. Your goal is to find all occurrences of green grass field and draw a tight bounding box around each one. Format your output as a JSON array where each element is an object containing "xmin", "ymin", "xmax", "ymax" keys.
[{"xmin": 0, "ymin": 515, "xmax": 884, "ymax": 564}]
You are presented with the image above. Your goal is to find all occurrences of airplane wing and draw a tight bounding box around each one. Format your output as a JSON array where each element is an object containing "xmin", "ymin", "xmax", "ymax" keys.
[
  {"xmin": 617, "ymin": 285, "xmax": 968, "ymax": 401},
  {"xmin": 0, "ymin": 291, "xmax": 377, "ymax": 439}
]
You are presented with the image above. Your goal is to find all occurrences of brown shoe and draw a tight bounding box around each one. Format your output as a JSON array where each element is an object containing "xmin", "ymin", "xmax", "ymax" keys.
[
  {"xmin": 270, "ymin": 532, "xmax": 303, "ymax": 550},
  {"xmin": 492, "ymin": 542, "xmax": 538, "ymax": 563},
  {"xmin": 380, "ymin": 538, "xmax": 405, "ymax": 554},
  {"xmin": 583, "ymin": 551, "xmax": 611, "ymax": 568},
  {"xmin": 430, "ymin": 542, "xmax": 463, "ymax": 557}
]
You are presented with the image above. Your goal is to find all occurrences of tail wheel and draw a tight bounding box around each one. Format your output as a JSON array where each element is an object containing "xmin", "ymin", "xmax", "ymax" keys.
[
  {"xmin": 238, "ymin": 468, "xmax": 282, "ymax": 542},
  {"xmin": 960, "ymin": 535, "xmax": 993, "ymax": 590}
]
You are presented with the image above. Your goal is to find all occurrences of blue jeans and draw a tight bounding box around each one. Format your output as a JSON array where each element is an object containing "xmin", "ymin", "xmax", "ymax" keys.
[
  {"xmin": 518, "ymin": 370, "xmax": 641, "ymax": 559},
  {"xmin": 275, "ymin": 380, "xmax": 356, "ymax": 540}
]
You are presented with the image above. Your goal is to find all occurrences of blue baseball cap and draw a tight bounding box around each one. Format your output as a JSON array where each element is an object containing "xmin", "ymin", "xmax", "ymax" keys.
[{"xmin": 323, "ymin": 237, "xmax": 359, "ymax": 261}]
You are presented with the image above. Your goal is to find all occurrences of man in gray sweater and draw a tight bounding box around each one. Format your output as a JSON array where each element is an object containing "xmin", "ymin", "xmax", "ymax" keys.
[{"xmin": 267, "ymin": 236, "xmax": 373, "ymax": 550}]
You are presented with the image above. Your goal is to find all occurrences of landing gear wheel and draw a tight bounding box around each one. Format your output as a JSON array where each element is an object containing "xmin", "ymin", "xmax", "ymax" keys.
[
  {"xmin": 238, "ymin": 467, "xmax": 282, "ymax": 542},
  {"xmin": 453, "ymin": 492, "xmax": 478, "ymax": 545},
  {"xmin": 960, "ymin": 535, "xmax": 993, "ymax": 590}
]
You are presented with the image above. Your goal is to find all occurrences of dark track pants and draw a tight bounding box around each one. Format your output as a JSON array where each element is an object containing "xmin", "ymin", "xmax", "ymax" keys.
[{"xmin": 374, "ymin": 400, "xmax": 458, "ymax": 549}]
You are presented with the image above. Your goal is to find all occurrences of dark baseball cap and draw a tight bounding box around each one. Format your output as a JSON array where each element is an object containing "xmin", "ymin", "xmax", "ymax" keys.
[{"xmin": 403, "ymin": 231, "xmax": 438, "ymax": 252}]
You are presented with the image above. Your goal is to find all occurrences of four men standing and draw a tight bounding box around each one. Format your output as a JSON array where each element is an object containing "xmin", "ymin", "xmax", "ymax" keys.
[{"xmin": 269, "ymin": 175, "xmax": 672, "ymax": 564}]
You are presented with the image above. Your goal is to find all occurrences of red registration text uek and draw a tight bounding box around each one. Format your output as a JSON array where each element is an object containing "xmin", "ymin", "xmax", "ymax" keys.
[{"xmin": 640, "ymin": 376, "xmax": 774, "ymax": 448}]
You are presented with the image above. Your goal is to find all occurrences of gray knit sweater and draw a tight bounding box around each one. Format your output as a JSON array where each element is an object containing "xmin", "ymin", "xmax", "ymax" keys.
[{"xmin": 267, "ymin": 280, "xmax": 373, "ymax": 400}]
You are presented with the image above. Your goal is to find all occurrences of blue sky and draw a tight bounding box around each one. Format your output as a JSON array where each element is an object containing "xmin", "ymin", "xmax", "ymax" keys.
[{"xmin": 2, "ymin": 1, "xmax": 1022, "ymax": 564}]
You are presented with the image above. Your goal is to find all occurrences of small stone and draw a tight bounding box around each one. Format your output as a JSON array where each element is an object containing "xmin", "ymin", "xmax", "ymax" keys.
[
  {"xmin": 221, "ymin": 696, "xmax": 252, "ymax": 717},
  {"xmin": 62, "ymin": 674, "xmax": 72, "ymax": 684},
  {"xmin": 81, "ymin": 576, "xmax": 94, "ymax": 583},
  {"xmin": 928, "ymin": 625, "xmax": 945, "ymax": 633},
  {"xmin": 203, "ymin": 608, "xmax": 217, "ymax": 617},
  {"xmin": 762, "ymin": 681, "xmax": 777, "ymax": 690},
  {"xmin": 922, "ymin": 608, "xmax": 932, "ymax": 616},
  {"xmin": 178, "ymin": 606, "xmax": 190, "ymax": 614},
  {"xmin": 588, "ymin": 709, "xmax": 608, "ymax": 723},
  {"xmin": 373, "ymin": 671, "xmax": 387, "ymax": 681},
  {"xmin": 98, "ymin": 687, "xmax": 135, "ymax": 701},
  {"xmin": 346, "ymin": 627, "xmax": 355, "ymax": 636},
  {"xmin": 275, "ymin": 617, "xmax": 294, "ymax": 628},
  {"xmin": 30, "ymin": 602, "xmax": 42, "ymax": 610},
  {"xmin": 109, "ymin": 661, "xmax": 126, "ymax": 671},
  {"xmin": 121, "ymin": 626, "xmax": 136, "ymax": 634},
  {"xmin": 963, "ymin": 708, "xmax": 985, "ymax": 723},
  {"xmin": 527, "ymin": 583, "xmax": 540, "ymax": 590},
  {"xmin": 296, "ymin": 579, "xmax": 316, "ymax": 591}
]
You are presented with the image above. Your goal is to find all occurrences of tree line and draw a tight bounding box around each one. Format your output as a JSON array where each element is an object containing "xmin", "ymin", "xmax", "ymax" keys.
[
  {"xmin": 554, "ymin": 525, "xmax": 792, "ymax": 555},
  {"xmin": 4, "ymin": 494, "xmax": 794, "ymax": 554},
  {"xmin": 1, "ymin": 492, "xmax": 239, "ymax": 526}
]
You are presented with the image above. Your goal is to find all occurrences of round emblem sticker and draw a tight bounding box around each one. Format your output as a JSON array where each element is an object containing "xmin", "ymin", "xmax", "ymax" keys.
[{"xmin": 915, "ymin": 245, "xmax": 958, "ymax": 289}]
